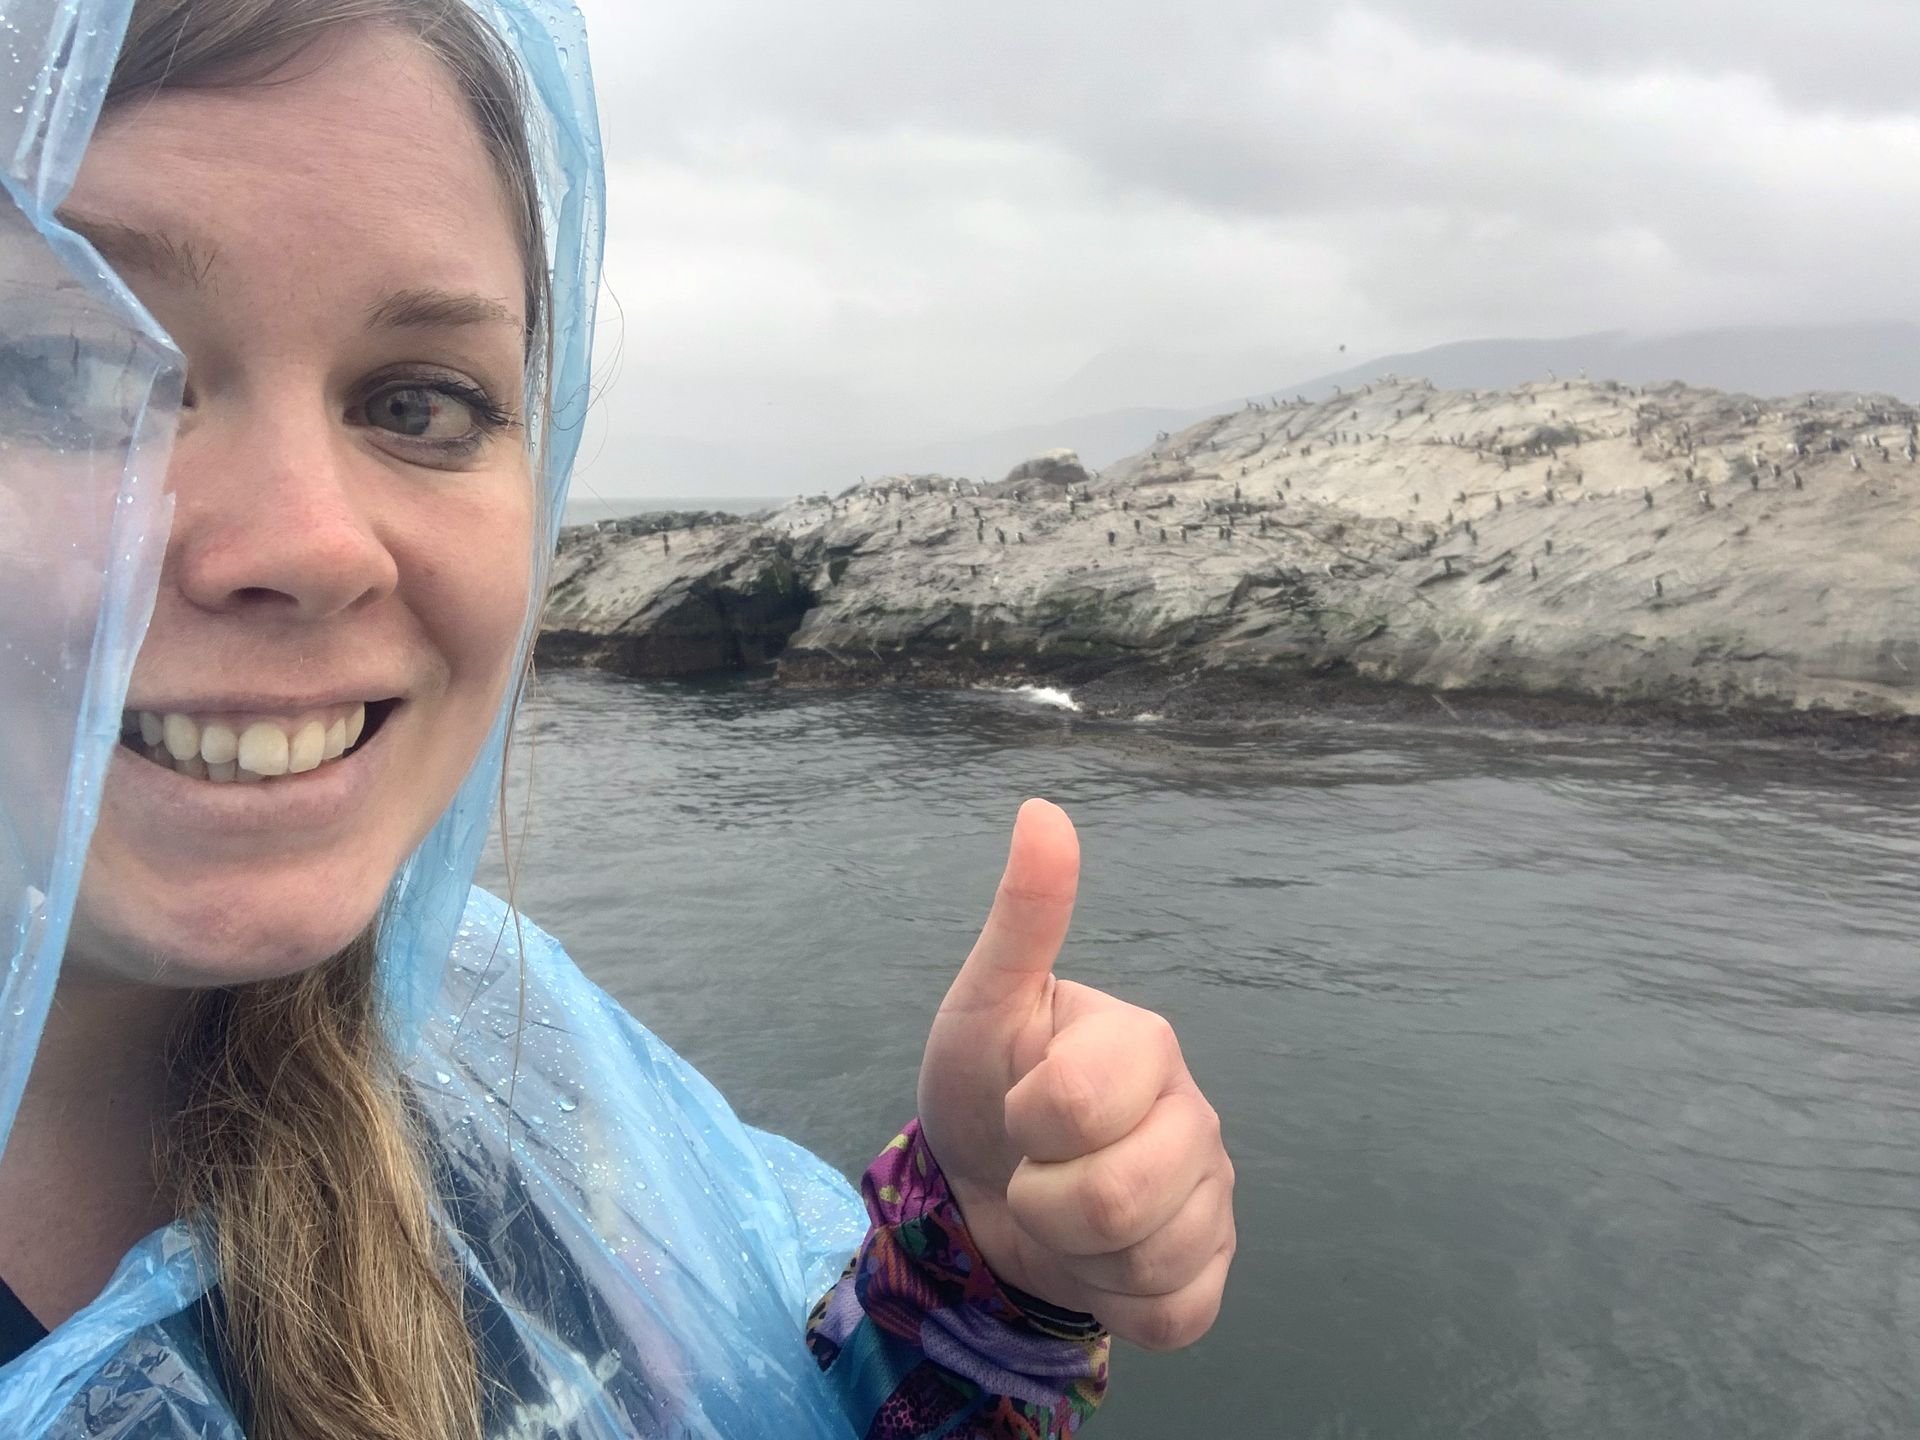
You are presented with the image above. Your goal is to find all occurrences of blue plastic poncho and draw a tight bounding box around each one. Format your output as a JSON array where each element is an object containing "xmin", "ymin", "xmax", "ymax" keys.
[{"xmin": 0, "ymin": 3, "xmax": 869, "ymax": 1435}]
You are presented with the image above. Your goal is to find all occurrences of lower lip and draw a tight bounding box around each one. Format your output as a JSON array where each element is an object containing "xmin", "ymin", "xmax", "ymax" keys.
[{"xmin": 106, "ymin": 706, "xmax": 399, "ymax": 837}]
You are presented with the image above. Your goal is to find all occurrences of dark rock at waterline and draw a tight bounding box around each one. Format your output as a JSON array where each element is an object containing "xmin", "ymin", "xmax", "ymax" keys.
[
  {"xmin": 540, "ymin": 523, "xmax": 814, "ymax": 676},
  {"xmin": 537, "ymin": 380, "xmax": 1920, "ymax": 731}
]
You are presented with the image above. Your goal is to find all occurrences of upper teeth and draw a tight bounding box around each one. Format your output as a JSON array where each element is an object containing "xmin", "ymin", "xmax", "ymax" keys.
[{"xmin": 130, "ymin": 703, "xmax": 368, "ymax": 780}]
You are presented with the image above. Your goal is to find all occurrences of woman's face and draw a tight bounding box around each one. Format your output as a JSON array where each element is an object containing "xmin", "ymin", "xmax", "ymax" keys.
[{"xmin": 60, "ymin": 27, "xmax": 535, "ymax": 988}]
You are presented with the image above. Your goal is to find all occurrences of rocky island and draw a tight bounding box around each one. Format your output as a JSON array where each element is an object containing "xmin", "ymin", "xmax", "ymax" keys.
[{"xmin": 538, "ymin": 378, "xmax": 1918, "ymax": 742}]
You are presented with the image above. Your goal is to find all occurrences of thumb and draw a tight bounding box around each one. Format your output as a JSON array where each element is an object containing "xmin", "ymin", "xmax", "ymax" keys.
[{"xmin": 946, "ymin": 798, "xmax": 1080, "ymax": 1012}]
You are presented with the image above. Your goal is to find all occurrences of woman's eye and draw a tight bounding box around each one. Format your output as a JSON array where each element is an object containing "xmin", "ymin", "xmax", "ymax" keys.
[{"xmin": 367, "ymin": 385, "xmax": 477, "ymax": 441}]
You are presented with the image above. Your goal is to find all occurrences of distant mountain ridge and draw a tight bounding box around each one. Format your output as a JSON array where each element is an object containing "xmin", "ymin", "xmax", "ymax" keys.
[
  {"xmin": 1271, "ymin": 324, "xmax": 1920, "ymax": 411},
  {"xmin": 608, "ymin": 322, "xmax": 1920, "ymax": 500},
  {"xmin": 882, "ymin": 322, "xmax": 1920, "ymax": 482}
]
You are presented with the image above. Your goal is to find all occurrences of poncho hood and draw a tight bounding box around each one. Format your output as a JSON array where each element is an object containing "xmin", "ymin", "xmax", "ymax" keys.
[
  {"xmin": 0, "ymin": 6, "xmax": 868, "ymax": 1435},
  {"xmin": 0, "ymin": 0, "xmax": 602, "ymax": 1175}
]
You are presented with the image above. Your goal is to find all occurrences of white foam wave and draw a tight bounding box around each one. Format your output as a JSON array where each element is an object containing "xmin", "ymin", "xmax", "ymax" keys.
[{"xmin": 991, "ymin": 684, "xmax": 1081, "ymax": 713}]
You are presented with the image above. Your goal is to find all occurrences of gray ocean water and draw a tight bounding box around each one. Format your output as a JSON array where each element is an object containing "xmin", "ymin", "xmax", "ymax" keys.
[{"xmin": 477, "ymin": 669, "xmax": 1920, "ymax": 1438}]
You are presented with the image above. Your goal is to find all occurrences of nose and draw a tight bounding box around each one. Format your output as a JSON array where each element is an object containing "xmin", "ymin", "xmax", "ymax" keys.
[{"xmin": 167, "ymin": 400, "xmax": 400, "ymax": 622}]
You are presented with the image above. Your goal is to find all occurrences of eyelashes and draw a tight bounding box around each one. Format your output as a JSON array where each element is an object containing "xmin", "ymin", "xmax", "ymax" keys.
[
  {"xmin": 358, "ymin": 370, "xmax": 522, "ymax": 463},
  {"xmin": 411, "ymin": 377, "xmax": 516, "ymax": 431},
  {"xmin": 11, "ymin": 348, "xmax": 531, "ymax": 467}
]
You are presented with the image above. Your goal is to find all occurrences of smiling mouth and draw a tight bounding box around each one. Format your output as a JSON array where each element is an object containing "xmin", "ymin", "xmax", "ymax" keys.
[{"xmin": 119, "ymin": 700, "xmax": 399, "ymax": 782}]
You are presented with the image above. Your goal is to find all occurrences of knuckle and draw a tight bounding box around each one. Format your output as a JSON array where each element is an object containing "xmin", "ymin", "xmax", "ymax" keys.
[
  {"xmin": 1079, "ymin": 1163, "xmax": 1145, "ymax": 1247},
  {"xmin": 1193, "ymin": 1098, "xmax": 1224, "ymax": 1150},
  {"xmin": 1113, "ymin": 1237, "xmax": 1182, "ymax": 1295},
  {"xmin": 1143, "ymin": 1010, "xmax": 1181, "ymax": 1064},
  {"xmin": 1131, "ymin": 1299, "xmax": 1201, "ymax": 1353},
  {"xmin": 1040, "ymin": 1054, "xmax": 1107, "ymax": 1142},
  {"xmin": 1003, "ymin": 1163, "xmax": 1046, "ymax": 1227},
  {"xmin": 1153, "ymin": 1288, "xmax": 1224, "ymax": 1352}
]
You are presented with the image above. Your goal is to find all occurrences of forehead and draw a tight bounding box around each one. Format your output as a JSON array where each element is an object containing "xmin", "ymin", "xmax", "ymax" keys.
[{"xmin": 67, "ymin": 26, "xmax": 523, "ymax": 320}]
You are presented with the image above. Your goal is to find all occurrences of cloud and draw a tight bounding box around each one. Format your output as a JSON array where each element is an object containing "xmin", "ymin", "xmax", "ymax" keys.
[{"xmin": 571, "ymin": 0, "xmax": 1920, "ymax": 492}]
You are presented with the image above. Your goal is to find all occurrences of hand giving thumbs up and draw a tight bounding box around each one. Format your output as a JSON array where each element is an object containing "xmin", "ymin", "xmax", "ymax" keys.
[{"xmin": 916, "ymin": 799, "xmax": 1236, "ymax": 1351}]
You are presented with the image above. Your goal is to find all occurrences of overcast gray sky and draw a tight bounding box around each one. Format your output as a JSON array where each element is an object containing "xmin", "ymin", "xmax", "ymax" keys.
[{"xmin": 568, "ymin": 0, "xmax": 1920, "ymax": 497}]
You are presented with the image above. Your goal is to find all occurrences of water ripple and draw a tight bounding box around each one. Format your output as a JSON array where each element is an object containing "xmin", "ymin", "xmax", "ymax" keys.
[{"xmin": 484, "ymin": 671, "xmax": 1920, "ymax": 1440}]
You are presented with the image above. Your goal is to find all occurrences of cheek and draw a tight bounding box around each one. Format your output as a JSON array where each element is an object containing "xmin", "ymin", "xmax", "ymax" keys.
[
  {"xmin": 59, "ymin": 471, "xmax": 539, "ymax": 991},
  {"xmin": 401, "ymin": 478, "xmax": 536, "ymax": 713}
]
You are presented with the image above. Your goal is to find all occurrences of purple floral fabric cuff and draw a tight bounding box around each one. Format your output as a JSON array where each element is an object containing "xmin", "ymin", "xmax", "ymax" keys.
[{"xmin": 806, "ymin": 1121, "xmax": 1109, "ymax": 1439}]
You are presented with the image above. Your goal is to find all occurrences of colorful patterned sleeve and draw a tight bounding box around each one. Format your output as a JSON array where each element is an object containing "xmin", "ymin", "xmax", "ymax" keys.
[{"xmin": 806, "ymin": 1120, "xmax": 1110, "ymax": 1439}]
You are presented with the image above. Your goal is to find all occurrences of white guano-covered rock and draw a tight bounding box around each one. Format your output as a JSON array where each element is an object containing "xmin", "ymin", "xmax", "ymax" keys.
[{"xmin": 539, "ymin": 381, "xmax": 1920, "ymax": 724}]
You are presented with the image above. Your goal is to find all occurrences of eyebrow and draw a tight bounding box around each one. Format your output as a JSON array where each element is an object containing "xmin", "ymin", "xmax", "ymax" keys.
[
  {"xmin": 51, "ymin": 211, "xmax": 522, "ymax": 338},
  {"xmin": 366, "ymin": 287, "xmax": 525, "ymax": 335},
  {"xmin": 55, "ymin": 209, "xmax": 218, "ymax": 289}
]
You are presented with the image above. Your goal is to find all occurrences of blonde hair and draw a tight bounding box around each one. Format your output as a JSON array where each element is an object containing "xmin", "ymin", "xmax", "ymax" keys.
[
  {"xmin": 111, "ymin": 4, "xmax": 555, "ymax": 1437},
  {"xmin": 166, "ymin": 936, "xmax": 482, "ymax": 1440}
]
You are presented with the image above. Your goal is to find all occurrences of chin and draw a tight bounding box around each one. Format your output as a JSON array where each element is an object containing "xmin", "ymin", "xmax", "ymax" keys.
[{"xmin": 67, "ymin": 853, "xmax": 395, "ymax": 991}]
